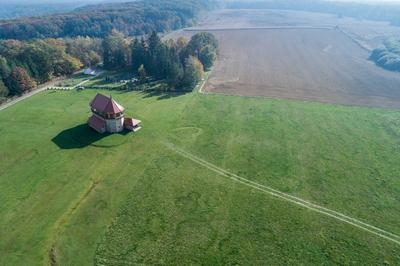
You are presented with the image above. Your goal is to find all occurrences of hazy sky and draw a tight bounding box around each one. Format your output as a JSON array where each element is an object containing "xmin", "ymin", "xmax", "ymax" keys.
[
  {"xmin": 0, "ymin": 0, "xmax": 104, "ymax": 3},
  {"xmin": 328, "ymin": 0, "xmax": 400, "ymax": 2},
  {"xmin": 2, "ymin": 0, "xmax": 400, "ymax": 4}
]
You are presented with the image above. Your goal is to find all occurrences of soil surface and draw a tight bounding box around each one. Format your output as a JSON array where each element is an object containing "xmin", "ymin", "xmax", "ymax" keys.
[{"xmin": 202, "ymin": 28, "xmax": 400, "ymax": 108}]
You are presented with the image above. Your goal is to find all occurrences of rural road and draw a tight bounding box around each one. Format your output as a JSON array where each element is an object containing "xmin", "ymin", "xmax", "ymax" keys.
[
  {"xmin": 0, "ymin": 70, "xmax": 100, "ymax": 112},
  {"xmin": 74, "ymin": 78, "xmax": 91, "ymax": 88},
  {"xmin": 0, "ymin": 79, "xmax": 61, "ymax": 112}
]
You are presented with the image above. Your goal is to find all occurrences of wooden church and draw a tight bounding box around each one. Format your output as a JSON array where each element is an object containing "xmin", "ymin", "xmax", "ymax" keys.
[{"xmin": 88, "ymin": 93, "xmax": 141, "ymax": 134}]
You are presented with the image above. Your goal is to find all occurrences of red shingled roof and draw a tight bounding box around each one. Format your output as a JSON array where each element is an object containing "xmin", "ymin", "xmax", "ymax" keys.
[
  {"xmin": 88, "ymin": 115, "xmax": 106, "ymax": 133},
  {"xmin": 90, "ymin": 93, "xmax": 125, "ymax": 115},
  {"xmin": 124, "ymin": 117, "xmax": 141, "ymax": 127}
]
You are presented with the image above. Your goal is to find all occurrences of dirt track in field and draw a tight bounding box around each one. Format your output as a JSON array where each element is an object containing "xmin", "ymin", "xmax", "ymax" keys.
[
  {"xmin": 167, "ymin": 143, "xmax": 400, "ymax": 246},
  {"xmin": 201, "ymin": 28, "xmax": 400, "ymax": 108}
]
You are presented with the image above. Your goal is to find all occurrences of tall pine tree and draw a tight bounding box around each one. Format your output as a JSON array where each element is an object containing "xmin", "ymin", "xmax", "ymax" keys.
[
  {"xmin": 131, "ymin": 38, "xmax": 146, "ymax": 72},
  {"xmin": 102, "ymin": 30, "xmax": 130, "ymax": 69}
]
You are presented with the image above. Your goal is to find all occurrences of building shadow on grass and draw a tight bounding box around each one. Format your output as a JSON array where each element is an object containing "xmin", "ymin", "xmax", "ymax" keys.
[
  {"xmin": 52, "ymin": 123, "xmax": 129, "ymax": 149},
  {"xmin": 140, "ymin": 89, "xmax": 190, "ymax": 100}
]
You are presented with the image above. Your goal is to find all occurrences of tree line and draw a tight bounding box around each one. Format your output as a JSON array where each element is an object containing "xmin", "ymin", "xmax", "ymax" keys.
[
  {"xmin": 0, "ymin": 2, "xmax": 80, "ymax": 20},
  {"xmin": 370, "ymin": 38, "xmax": 400, "ymax": 72},
  {"xmin": 0, "ymin": 37, "xmax": 102, "ymax": 100},
  {"xmin": 0, "ymin": 0, "xmax": 219, "ymax": 102},
  {"xmin": 0, "ymin": 0, "xmax": 218, "ymax": 40},
  {"xmin": 0, "ymin": 31, "xmax": 218, "ymax": 101},
  {"xmin": 102, "ymin": 30, "xmax": 218, "ymax": 90}
]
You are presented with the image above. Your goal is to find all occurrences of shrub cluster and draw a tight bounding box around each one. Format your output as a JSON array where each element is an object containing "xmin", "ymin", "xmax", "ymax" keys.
[{"xmin": 370, "ymin": 39, "xmax": 400, "ymax": 72}]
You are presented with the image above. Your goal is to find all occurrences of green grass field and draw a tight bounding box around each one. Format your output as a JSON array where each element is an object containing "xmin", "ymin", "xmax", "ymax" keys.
[
  {"xmin": 1, "ymin": 88, "xmax": 400, "ymax": 265},
  {"xmin": 57, "ymin": 73, "xmax": 89, "ymax": 87}
]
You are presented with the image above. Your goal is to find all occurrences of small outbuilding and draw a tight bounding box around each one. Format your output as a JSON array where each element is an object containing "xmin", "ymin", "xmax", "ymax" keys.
[
  {"xmin": 88, "ymin": 93, "xmax": 141, "ymax": 134},
  {"xmin": 83, "ymin": 68, "xmax": 96, "ymax": 75},
  {"xmin": 124, "ymin": 118, "xmax": 142, "ymax": 132}
]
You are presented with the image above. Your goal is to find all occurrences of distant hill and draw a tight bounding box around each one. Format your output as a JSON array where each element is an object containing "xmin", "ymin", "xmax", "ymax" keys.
[
  {"xmin": 0, "ymin": 3, "xmax": 83, "ymax": 19},
  {"xmin": 0, "ymin": 1, "xmax": 138, "ymax": 19},
  {"xmin": 226, "ymin": 0, "xmax": 400, "ymax": 25},
  {"xmin": 0, "ymin": 0, "xmax": 218, "ymax": 40}
]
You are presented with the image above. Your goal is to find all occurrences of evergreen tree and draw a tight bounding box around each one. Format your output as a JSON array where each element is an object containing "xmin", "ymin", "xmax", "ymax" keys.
[
  {"xmin": 132, "ymin": 38, "xmax": 146, "ymax": 71},
  {"xmin": 164, "ymin": 41, "xmax": 184, "ymax": 86},
  {"xmin": 138, "ymin": 64, "xmax": 147, "ymax": 83},
  {"xmin": 146, "ymin": 31, "xmax": 163, "ymax": 77},
  {"xmin": 102, "ymin": 30, "xmax": 130, "ymax": 69},
  {"xmin": 157, "ymin": 44, "xmax": 170, "ymax": 78},
  {"xmin": 166, "ymin": 61, "xmax": 184, "ymax": 87},
  {"xmin": 148, "ymin": 31, "xmax": 162, "ymax": 56},
  {"xmin": 140, "ymin": 37, "xmax": 148, "ymax": 68}
]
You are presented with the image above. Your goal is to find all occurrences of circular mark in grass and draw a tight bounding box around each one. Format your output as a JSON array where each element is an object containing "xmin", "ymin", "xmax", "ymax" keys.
[
  {"xmin": 175, "ymin": 191, "xmax": 201, "ymax": 212},
  {"xmin": 145, "ymin": 212, "xmax": 167, "ymax": 234},
  {"xmin": 95, "ymin": 200, "xmax": 108, "ymax": 211},
  {"xmin": 170, "ymin": 127, "xmax": 203, "ymax": 143},
  {"xmin": 91, "ymin": 140, "xmax": 127, "ymax": 148},
  {"xmin": 175, "ymin": 219, "xmax": 216, "ymax": 252}
]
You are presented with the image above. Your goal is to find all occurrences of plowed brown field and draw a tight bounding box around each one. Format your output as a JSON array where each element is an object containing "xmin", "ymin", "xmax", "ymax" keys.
[{"xmin": 202, "ymin": 28, "xmax": 400, "ymax": 108}]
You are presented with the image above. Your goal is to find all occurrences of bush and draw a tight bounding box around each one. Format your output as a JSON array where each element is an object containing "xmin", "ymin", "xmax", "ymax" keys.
[{"xmin": 370, "ymin": 38, "xmax": 400, "ymax": 72}]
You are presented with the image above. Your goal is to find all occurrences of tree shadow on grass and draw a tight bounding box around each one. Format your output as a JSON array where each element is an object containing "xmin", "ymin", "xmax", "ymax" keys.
[
  {"xmin": 140, "ymin": 89, "xmax": 190, "ymax": 100},
  {"xmin": 52, "ymin": 123, "xmax": 129, "ymax": 150}
]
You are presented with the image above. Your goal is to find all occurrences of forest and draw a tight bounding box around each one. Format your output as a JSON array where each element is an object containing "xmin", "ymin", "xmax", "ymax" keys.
[
  {"xmin": 0, "ymin": 0, "xmax": 218, "ymax": 102},
  {"xmin": 0, "ymin": 2, "xmax": 81, "ymax": 20},
  {"xmin": 0, "ymin": 37, "xmax": 102, "ymax": 100},
  {"xmin": 0, "ymin": 31, "xmax": 218, "ymax": 102},
  {"xmin": 0, "ymin": 0, "xmax": 218, "ymax": 40},
  {"xmin": 370, "ymin": 39, "xmax": 400, "ymax": 72},
  {"xmin": 102, "ymin": 31, "xmax": 218, "ymax": 90}
]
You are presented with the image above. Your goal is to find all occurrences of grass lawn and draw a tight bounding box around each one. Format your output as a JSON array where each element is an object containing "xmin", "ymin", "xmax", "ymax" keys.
[
  {"xmin": 0, "ymin": 89, "xmax": 400, "ymax": 265},
  {"xmin": 56, "ymin": 73, "xmax": 90, "ymax": 87},
  {"xmin": 84, "ymin": 69, "xmax": 140, "ymax": 90},
  {"xmin": 84, "ymin": 70, "xmax": 175, "ymax": 92}
]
